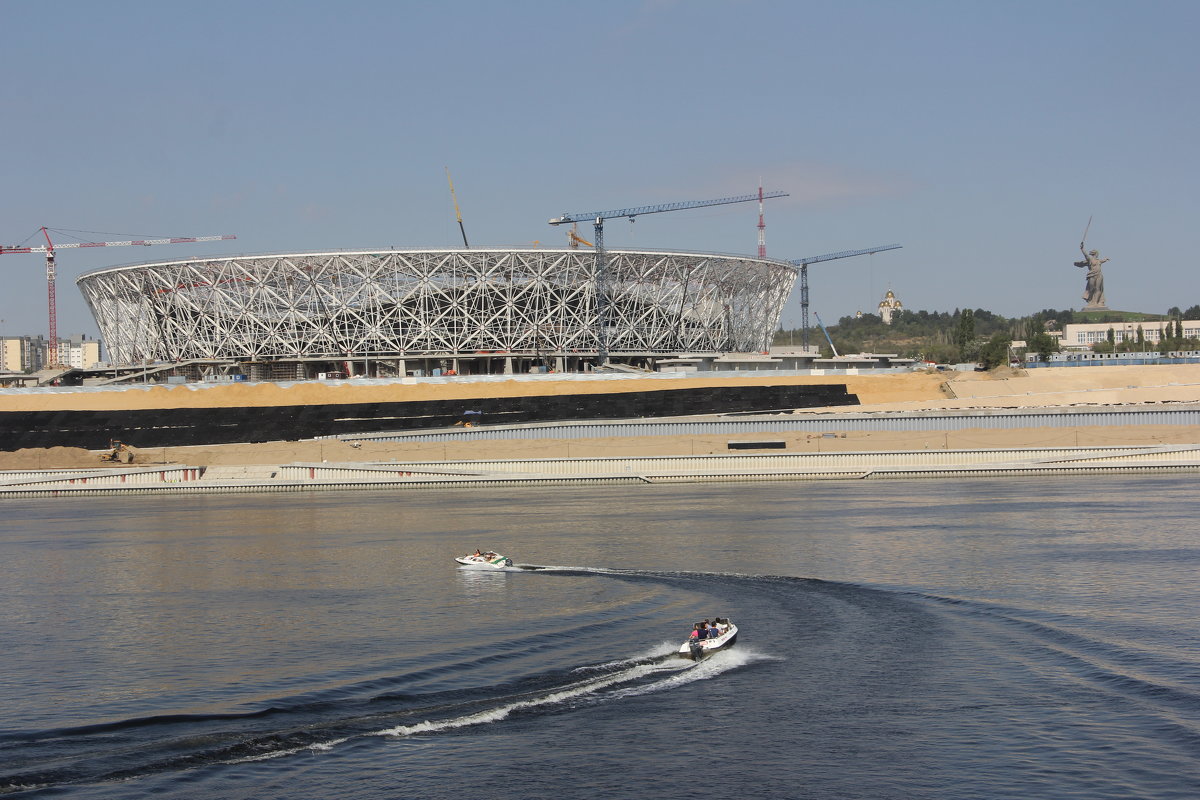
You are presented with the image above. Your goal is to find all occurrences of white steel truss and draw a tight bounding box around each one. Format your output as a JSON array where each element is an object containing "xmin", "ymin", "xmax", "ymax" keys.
[{"xmin": 76, "ymin": 249, "xmax": 797, "ymax": 365}]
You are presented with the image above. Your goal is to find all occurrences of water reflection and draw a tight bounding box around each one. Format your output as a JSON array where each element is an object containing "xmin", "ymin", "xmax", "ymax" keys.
[{"xmin": 455, "ymin": 566, "xmax": 511, "ymax": 599}]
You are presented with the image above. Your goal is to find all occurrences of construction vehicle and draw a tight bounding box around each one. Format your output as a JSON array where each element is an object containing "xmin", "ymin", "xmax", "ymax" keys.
[
  {"xmin": 445, "ymin": 168, "xmax": 469, "ymax": 248},
  {"xmin": 813, "ymin": 313, "xmax": 840, "ymax": 357},
  {"xmin": 100, "ymin": 439, "xmax": 135, "ymax": 464}
]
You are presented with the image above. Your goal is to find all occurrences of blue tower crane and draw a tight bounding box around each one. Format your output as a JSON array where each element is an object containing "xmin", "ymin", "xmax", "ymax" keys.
[
  {"xmin": 789, "ymin": 244, "xmax": 902, "ymax": 350},
  {"xmin": 548, "ymin": 191, "xmax": 788, "ymax": 364}
]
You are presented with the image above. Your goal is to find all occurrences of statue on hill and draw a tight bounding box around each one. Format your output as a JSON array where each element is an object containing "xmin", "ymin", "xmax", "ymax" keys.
[
  {"xmin": 1075, "ymin": 244, "xmax": 1108, "ymax": 309},
  {"xmin": 1074, "ymin": 217, "xmax": 1108, "ymax": 309}
]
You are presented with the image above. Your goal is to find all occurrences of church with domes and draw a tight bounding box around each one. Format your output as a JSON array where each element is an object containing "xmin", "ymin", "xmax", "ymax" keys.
[{"xmin": 878, "ymin": 289, "xmax": 903, "ymax": 324}]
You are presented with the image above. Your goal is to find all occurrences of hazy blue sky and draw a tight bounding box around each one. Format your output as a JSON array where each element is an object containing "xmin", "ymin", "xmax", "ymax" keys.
[{"xmin": 2, "ymin": 0, "xmax": 1197, "ymax": 340}]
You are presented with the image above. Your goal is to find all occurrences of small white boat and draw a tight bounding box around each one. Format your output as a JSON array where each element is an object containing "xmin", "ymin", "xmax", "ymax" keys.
[
  {"xmin": 454, "ymin": 551, "xmax": 513, "ymax": 569},
  {"xmin": 678, "ymin": 619, "xmax": 738, "ymax": 660}
]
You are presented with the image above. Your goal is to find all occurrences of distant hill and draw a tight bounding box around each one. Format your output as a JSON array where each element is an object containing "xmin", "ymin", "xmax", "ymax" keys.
[{"xmin": 774, "ymin": 304, "xmax": 1199, "ymax": 362}]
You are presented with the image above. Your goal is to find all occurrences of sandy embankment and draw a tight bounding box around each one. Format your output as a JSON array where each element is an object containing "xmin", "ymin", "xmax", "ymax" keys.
[
  {"xmin": 0, "ymin": 372, "xmax": 900, "ymax": 413},
  {"xmin": 869, "ymin": 364, "xmax": 1200, "ymax": 411},
  {"xmin": 2, "ymin": 365, "xmax": 1199, "ymax": 469}
]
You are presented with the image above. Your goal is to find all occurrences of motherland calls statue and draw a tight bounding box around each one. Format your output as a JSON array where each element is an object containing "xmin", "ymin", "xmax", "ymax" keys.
[{"xmin": 1074, "ymin": 243, "xmax": 1108, "ymax": 309}]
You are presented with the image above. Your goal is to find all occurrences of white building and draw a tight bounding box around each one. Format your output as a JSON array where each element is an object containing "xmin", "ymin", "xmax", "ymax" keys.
[
  {"xmin": 1060, "ymin": 320, "xmax": 1200, "ymax": 349},
  {"xmin": 58, "ymin": 335, "xmax": 102, "ymax": 369}
]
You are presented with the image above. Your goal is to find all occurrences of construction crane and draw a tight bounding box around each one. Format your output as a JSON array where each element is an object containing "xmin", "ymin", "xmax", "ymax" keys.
[
  {"xmin": 789, "ymin": 244, "xmax": 902, "ymax": 350},
  {"xmin": 1, "ymin": 227, "xmax": 237, "ymax": 365},
  {"xmin": 813, "ymin": 312, "xmax": 839, "ymax": 357},
  {"xmin": 548, "ymin": 191, "xmax": 788, "ymax": 363},
  {"xmin": 566, "ymin": 223, "xmax": 593, "ymax": 249}
]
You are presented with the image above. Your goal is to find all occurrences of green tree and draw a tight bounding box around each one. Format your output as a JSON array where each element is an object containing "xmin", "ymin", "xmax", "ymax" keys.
[
  {"xmin": 923, "ymin": 342, "xmax": 958, "ymax": 364},
  {"xmin": 954, "ymin": 309, "xmax": 976, "ymax": 361},
  {"xmin": 1028, "ymin": 332, "xmax": 1058, "ymax": 362},
  {"xmin": 979, "ymin": 331, "xmax": 1012, "ymax": 369}
]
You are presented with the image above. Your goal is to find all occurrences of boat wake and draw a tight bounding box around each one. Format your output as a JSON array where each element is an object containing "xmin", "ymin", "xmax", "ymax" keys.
[
  {"xmin": 368, "ymin": 645, "xmax": 768, "ymax": 743},
  {"xmin": 0, "ymin": 642, "xmax": 765, "ymax": 793},
  {"xmin": 370, "ymin": 659, "xmax": 674, "ymax": 739},
  {"xmin": 609, "ymin": 647, "xmax": 773, "ymax": 700}
]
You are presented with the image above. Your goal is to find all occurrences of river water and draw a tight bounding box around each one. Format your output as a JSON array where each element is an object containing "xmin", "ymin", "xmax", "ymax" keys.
[{"xmin": 1, "ymin": 475, "xmax": 1197, "ymax": 799}]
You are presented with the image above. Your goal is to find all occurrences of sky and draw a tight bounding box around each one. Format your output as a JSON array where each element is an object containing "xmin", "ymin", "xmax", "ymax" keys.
[{"xmin": 2, "ymin": 0, "xmax": 1198, "ymax": 341}]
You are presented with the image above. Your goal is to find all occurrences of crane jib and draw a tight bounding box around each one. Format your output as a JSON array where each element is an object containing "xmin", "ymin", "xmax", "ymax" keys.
[
  {"xmin": 549, "ymin": 191, "xmax": 788, "ymax": 225},
  {"xmin": 790, "ymin": 244, "xmax": 902, "ymax": 266},
  {"xmin": 1, "ymin": 234, "xmax": 237, "ymax": 253},
  {"xmin": 0, "ymin": 230, "xmax": 237, "ymax": 366}
]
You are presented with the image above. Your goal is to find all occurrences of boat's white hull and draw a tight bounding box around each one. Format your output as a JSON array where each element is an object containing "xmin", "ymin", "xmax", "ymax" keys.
[
  {"xmin": 678, "ymin": 624, "xmax": 738, "ymax": 659},
  {"xmin": 454, "ymin": 554, "xmax": 512, "ymax": 569}
]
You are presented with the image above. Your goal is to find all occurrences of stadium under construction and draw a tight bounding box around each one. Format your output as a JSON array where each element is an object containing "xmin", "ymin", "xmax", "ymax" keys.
[{"xmin": 74, "ymin": 247, "xmax": 797, "ymax": 382}]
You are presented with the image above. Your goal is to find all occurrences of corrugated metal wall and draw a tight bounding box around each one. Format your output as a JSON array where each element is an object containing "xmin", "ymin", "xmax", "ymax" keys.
[{"xmin": 341, "ymin": 406, "xmax": 1200, "ymax": 443}]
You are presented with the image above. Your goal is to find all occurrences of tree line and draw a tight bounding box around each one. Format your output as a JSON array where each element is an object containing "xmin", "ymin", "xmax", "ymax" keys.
[{"xmin": 773, "ymin": 304, "xmax": 1200, "ymax": 368}]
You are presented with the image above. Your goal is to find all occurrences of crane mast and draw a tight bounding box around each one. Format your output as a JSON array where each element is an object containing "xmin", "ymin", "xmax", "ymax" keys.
[
  {"xmin": 42, "ymin": 228, "xmax": 58, "ymax": 358},
  {"xmin": 789, "ymin": 244, "xmax": 902, "ymax": 349},
  {"xmin": 549, "ymin": 191, "xmax": 788, "ymax": 364},
  {"xmin": 1, "ymin": 228, "xmax": 237, "ymax": 366},
  {"xmin": 757, "ymin": 181, "xmax": 767, "ymax": 259}
]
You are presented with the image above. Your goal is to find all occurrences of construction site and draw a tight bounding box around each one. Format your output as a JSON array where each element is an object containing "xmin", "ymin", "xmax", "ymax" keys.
[
  {"xmin": 2, "ymin": 192, "xmax": 1198, "ymax": 494},
  {"xmin": 1, "ymin": 363, "xmax": 1198, "ymax": 495},
  {"xmin": 3, "ymin": 191, "xmax": 903, "ymax": 386}
]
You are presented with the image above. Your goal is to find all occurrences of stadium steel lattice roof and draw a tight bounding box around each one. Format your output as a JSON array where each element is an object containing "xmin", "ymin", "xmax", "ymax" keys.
[{"xmin": 76, "ymin": 248, "xmax": 797, "ymax": 366}]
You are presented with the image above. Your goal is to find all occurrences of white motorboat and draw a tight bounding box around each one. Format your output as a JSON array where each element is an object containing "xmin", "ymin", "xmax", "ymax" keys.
[
  {"xmin": 454, "ymin": 551, "xmax": 513, "ymax": 569},
  {"xmin": 678, "ymin": 619, "xmax": 738, "ymax": 660}
]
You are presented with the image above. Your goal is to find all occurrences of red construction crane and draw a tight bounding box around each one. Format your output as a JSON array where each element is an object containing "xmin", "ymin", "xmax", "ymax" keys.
[{"xmin": 1, "ymin": 227, "xmax": 236, "ymax": 364}]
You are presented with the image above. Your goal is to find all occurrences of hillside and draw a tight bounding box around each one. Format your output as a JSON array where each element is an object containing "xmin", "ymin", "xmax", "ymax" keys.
[{"xmin": 776, "ymin": 304, "xmax": 1200, "ymax": 362}]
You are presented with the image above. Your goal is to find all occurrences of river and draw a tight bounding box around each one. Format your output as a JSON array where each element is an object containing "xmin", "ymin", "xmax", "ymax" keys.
[{"xmin": 1, "ymin": 474, "xmax": 1197, "ymax": 798}]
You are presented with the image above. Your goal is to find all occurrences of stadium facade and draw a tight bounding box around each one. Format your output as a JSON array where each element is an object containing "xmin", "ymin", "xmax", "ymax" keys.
[{"xmin": 76, "ymin": 248, "xmax": 797, "ymax": 378}]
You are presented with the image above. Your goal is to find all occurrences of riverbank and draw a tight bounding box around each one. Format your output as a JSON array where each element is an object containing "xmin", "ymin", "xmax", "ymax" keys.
[
  {"xmin": 1, "ymin": 364, "xmax": 1198, "ymax": 471},
  {"xmin": 3, "ymin": 443, "xmax": 1198, "ymax": 497}
]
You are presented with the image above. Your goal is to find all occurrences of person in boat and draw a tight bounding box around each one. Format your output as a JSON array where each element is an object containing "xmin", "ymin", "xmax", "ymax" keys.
[
  {"xmin": 473, "ymin": 549, "xmax": 483, "ymax": 557},
  {"xmin": 689, "ymin": 623, "xmax": 703, "ymax": 640}
]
